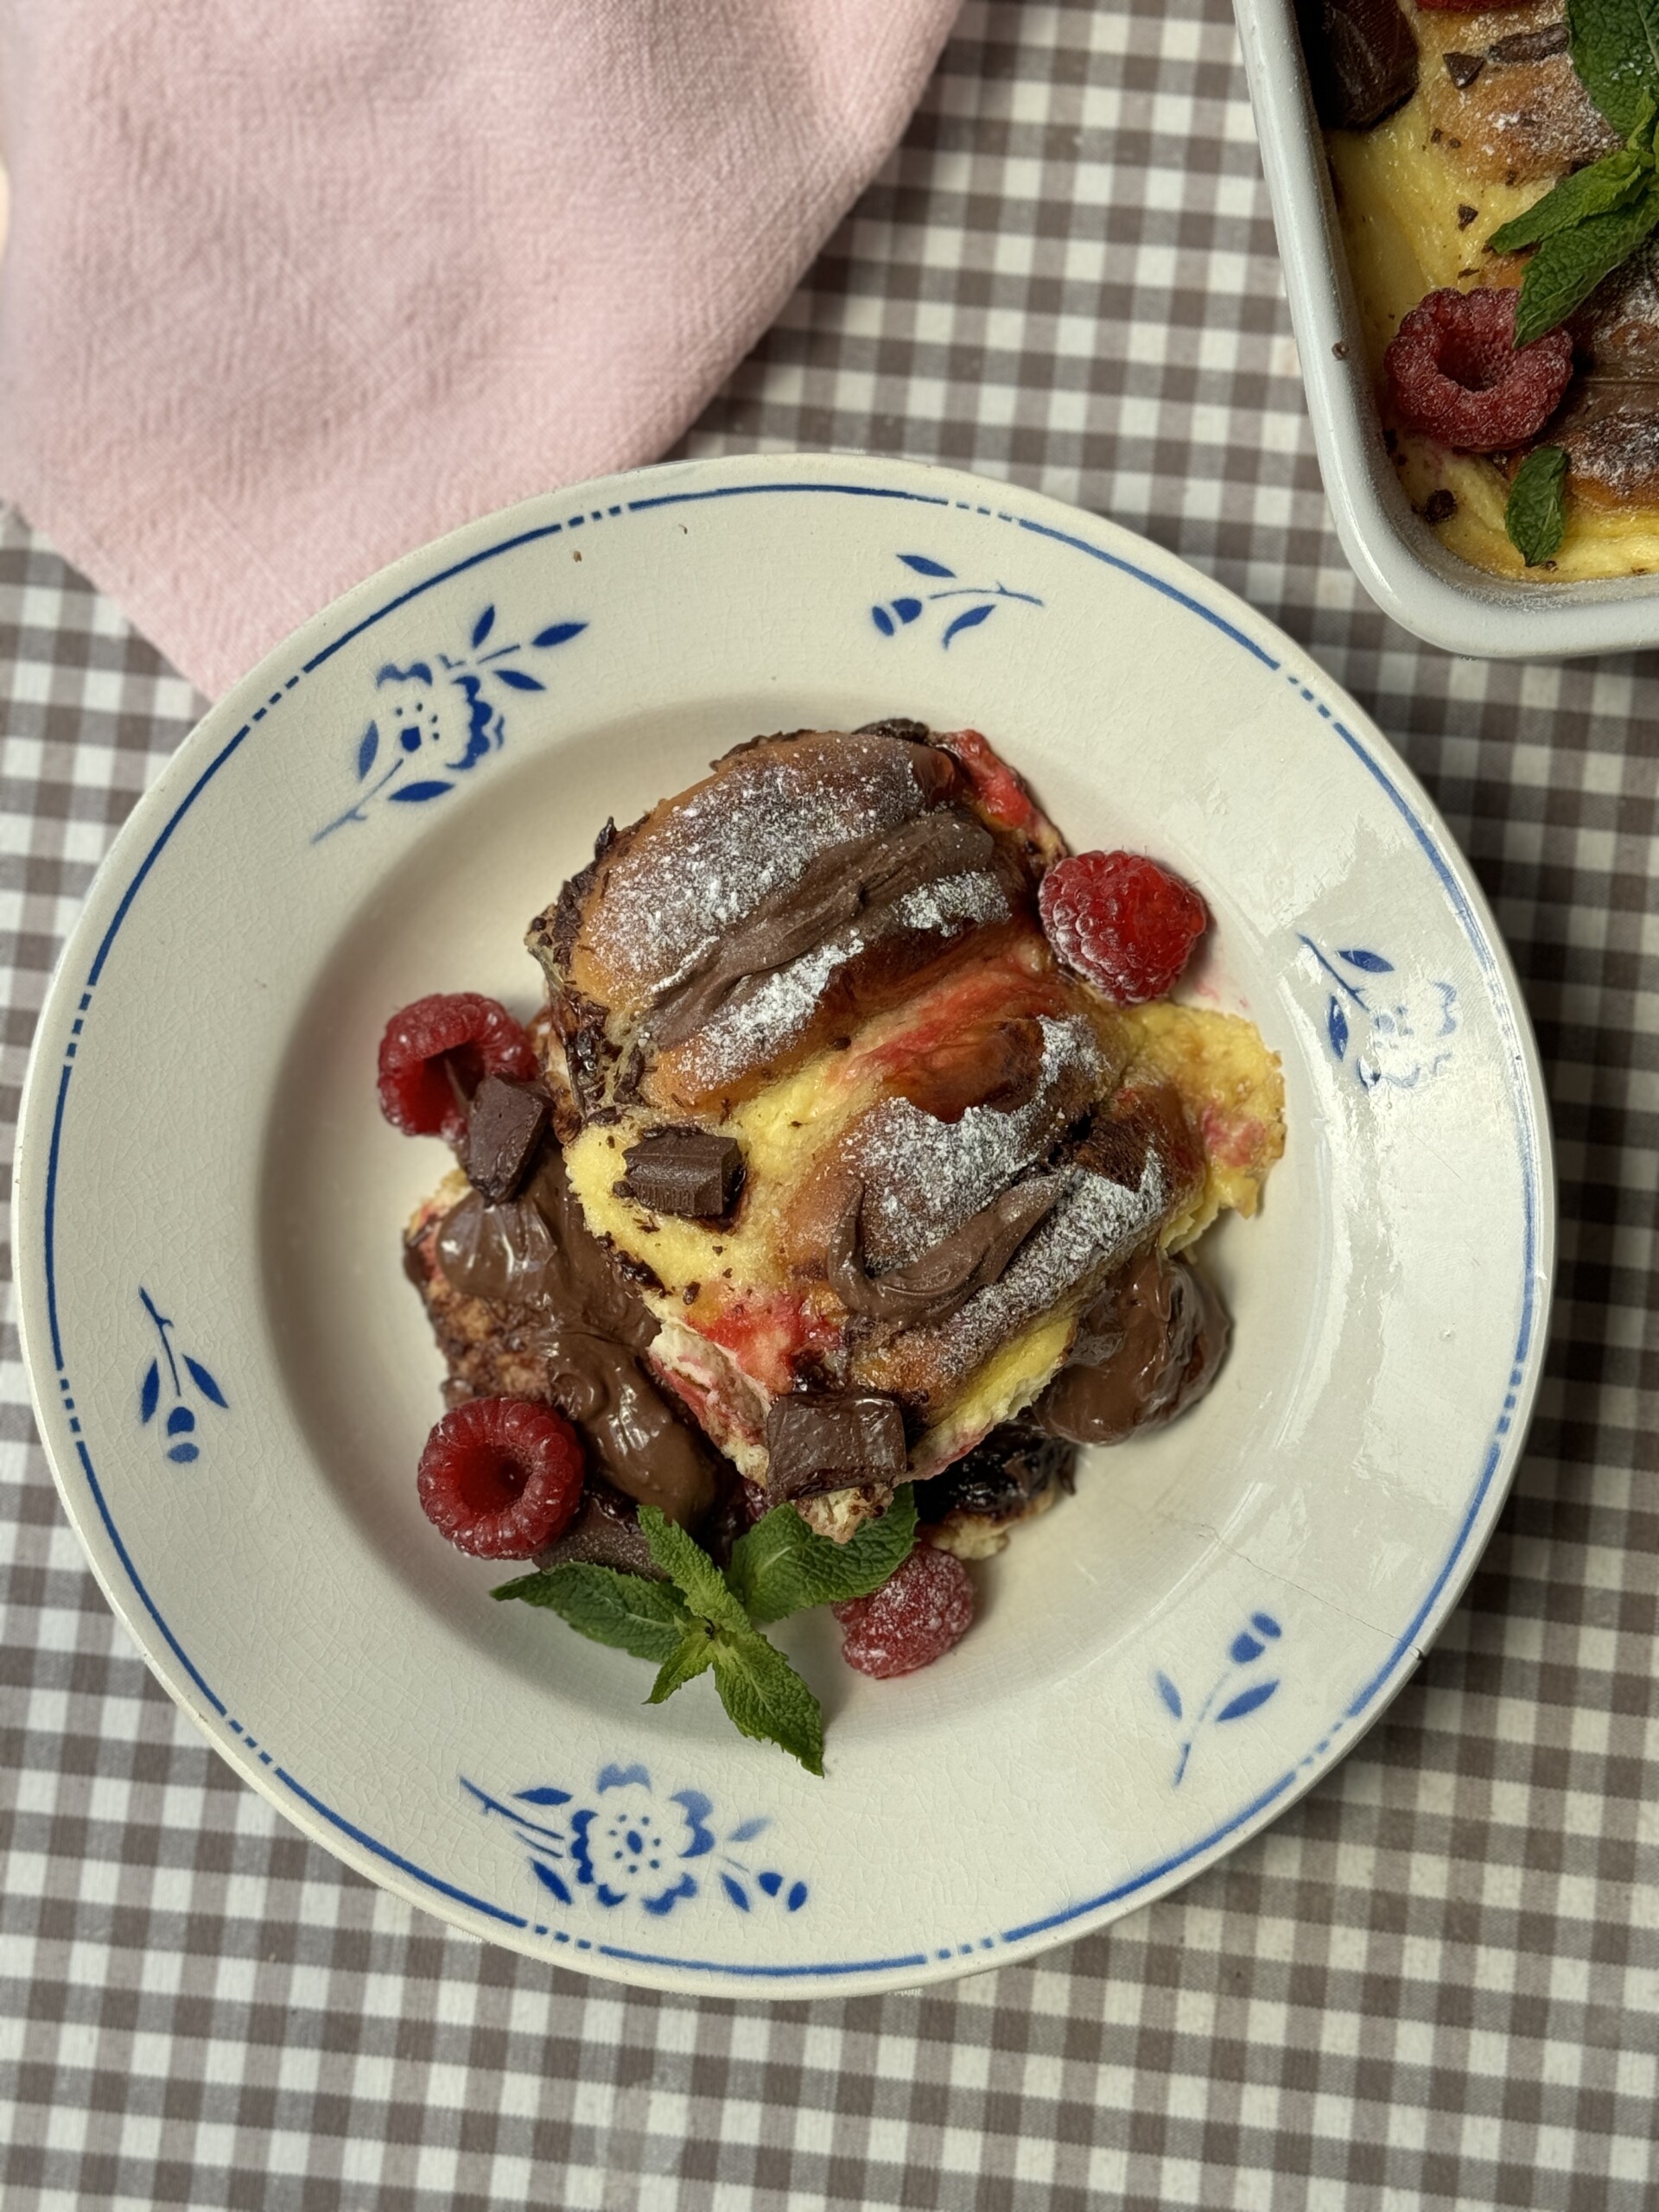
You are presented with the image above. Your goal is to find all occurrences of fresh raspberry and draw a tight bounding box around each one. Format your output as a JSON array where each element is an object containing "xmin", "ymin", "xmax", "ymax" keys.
[
  {"xmin": 416, "ymin": 1396, "xmax": 585, "ymax": 1559},
  {"xmin": 1414, "ymin": 0, "xmax": 1529, "ymax": 9},
  {"xmin": 833, "ymin": 1545, "xmax": 976, "ymax": 1677},
  {"xmin": 1384, "ymin": 287, "xmax": 1572, "ymax": 452},
  {"xmin": 377, "ymin": 992, "xmax": 537, "ymax": 1143},
  {"xmin": 1039, "ymin": 849, "xmax": 1207, "ymax": 1004}
]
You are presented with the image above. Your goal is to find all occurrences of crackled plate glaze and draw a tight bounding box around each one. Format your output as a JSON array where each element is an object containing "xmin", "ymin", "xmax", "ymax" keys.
[{"xmin": 13, "ymin": 454, "xmax": 1553, "ymax": 1996}]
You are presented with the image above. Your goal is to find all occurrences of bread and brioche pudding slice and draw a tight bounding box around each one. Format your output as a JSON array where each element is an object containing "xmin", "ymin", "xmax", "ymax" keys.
[{"xmin": 397, "ymin": 719, "xmax": 1281, "ymax": 1557}]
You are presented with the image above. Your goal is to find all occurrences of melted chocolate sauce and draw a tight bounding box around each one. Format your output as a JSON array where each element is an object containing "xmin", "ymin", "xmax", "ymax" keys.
[
  {"xmin": 1035, "ymin": 1248, "xmax": 1229, "ymax": 1446},
  {"xmin": 434, "ymin": 1145, "xmax": 721, "ymax": 1526},
  {"xmin": 828, "ymin": 1176, "xmax": 1060, "ymax": 1327},
  {"xmin": 641, "ymin": 807, "xmax": 1005, "ymax": 1054}
]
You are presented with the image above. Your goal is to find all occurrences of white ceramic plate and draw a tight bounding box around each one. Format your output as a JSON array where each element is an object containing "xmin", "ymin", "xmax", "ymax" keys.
[
  {"xmin": 14, "ymin": 453, "xmax": 1552, "ymax": 1996},
  {"xmin": 1235, "ymin": 0, "xmax": 1659, "ymax": 659}
]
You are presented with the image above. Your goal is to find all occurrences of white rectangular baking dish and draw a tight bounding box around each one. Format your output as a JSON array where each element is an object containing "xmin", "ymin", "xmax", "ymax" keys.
[{"xmin": 1234, "ymin": 0, "xmax": 1659, "ymax": 657}]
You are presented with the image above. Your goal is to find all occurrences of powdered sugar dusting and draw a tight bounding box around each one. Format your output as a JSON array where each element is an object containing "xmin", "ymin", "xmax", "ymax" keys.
[
  {"xmin": 897, "ymin": 1153, "xmax": 1169, "ymax": 1389},
  {"xmin": 591, "ymin": 739, "xmax": 931, "ymax": 995},
  {"xmin": 854, "ymin": 1014, "xmax": 1101, "ymax": 1267},
  {"xmin": 678, "ymin": 869, "xmax": 1008, "ymax": 1088}
]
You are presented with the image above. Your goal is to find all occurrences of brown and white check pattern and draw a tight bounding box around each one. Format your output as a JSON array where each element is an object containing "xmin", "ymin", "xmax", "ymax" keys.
[{"xmin": 2, "ymin": 2, "xmax": 1656, "ymax": 2206}]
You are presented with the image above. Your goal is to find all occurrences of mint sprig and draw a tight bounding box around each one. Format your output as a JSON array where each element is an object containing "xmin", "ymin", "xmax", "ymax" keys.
[
  {"xmin": 1489, "ymin": 20, "xmax": 1659, "ymax": 344},
  {"xmin": 493, "ymin": 1490, "xmax": 919, "ymax": 1775},
  {"xmin": 492, "ymin": 1560, "xmax": 690, "ymax": 1660},
  {"xmin": 711, "ymin": 1634, "xmax": 826, "ymax": 1774},
  {"xmin": 1568, "ymin": 0, "xmax": 1659, "ymax": 136},
  {"xmin": 1505, "ymin": 446, "xmax": 1570, "ymax": 564},
  {"xmin": 727, "ymin": 1484, "xmax": 918, "ymax": 1624}
]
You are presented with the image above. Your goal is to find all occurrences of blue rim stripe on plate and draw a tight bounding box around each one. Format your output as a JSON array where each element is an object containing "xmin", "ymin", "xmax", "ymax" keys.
[{"xmin": 36, "ymin": 478, "xmax": 1544, "ymax": 1979}]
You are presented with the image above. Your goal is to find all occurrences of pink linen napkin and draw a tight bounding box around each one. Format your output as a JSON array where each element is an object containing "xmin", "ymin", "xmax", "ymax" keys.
[{"xmin": 0, "ymin": 0, "xmax": 958, "ymax": 696}]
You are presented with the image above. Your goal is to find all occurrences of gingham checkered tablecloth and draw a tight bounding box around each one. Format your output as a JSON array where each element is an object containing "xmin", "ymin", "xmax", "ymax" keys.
[{"xmin": 3, "ymin": 3, "xmax": 1656, "ymax": 2206}]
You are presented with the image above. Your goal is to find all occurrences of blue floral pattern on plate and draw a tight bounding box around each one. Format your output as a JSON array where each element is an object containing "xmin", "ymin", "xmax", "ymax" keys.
[
  {"xmin": 1300, "ymin": 938, "xmax": 1459, "ymax": 1091},
  {"xmin": 463, "ymin": 1764, "xmax": 808, "ymax": 1919},
  {"xmin": 1156, "ymin": 1611, "xmax": 1284, "ymax": 1786},
  {"xmin": 137, "ymin": 1287, "xmax": 228, "ymax": 1465},
  {"xmin": 868, "ymin": 553, "xmax": 1044, "ymax": 647},
  {"xmin": 313, "ymin": 604, "xmax": 588, "ymax": 841}
]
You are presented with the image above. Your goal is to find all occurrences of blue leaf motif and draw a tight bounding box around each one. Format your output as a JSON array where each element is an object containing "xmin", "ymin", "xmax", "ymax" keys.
[
  {"xmin": 167, "ymin": 1442, "xmax": 200, "ymax": 1465},
  {"xmin": 898, "ymin": 554, "xmax": 956, "ymax": 578},
  {"xmin": 893, "ymin": 597, "xmax": 923, "ymax": 625},
  {"xmin": 1327, "ymin": 998, "xmax": 1349, "ymax": 1060},
  {"xmin": 758, "ymin": 1871, "xmax": 782, "ymax": 1896},
  {"xmin": 942, "ymin": 604, "xmax": 995, "ymax": 648},
  {"xmin": 165, "ymin": 1405, "xmax": 196, "ymax": 1437},
  {"xmin": 1230, "ymin": 1632, "xmax": 1263, "ymax": 1665},
  {"xmin": 531, "ymin": 1859, "xmax": 572, "ymax": 1904},
  {"xmin": 494, "ymin": 668, "xmax": 545, "ymax": 692},
  {"xmin": 787, "ymin": 1881, "xmax": 808, "ymax": 1911},
  {"xmin": 140, "ymin": 1361, "xmax": 160, "ymax": 1426},
  {"xmin": 672, "ymin": 1789, "xmax": 715, "ymax": 1858},
  {"xmin": 1338, "ymin": 949, "xmax": 1394, "ymax": 973},
  {"xmin": 729, "ymin": 1817, "xmax": 769, "ymax": 1843},
  {"xmin": 1216, "ymin": 1679, "xmax": 1279, "ymax": 1724},
  {"xmin": 356, "ymin": 722, "xmax": 379, "ymax": 780},
  {"xmin": 720, "ymin": 1875, "xmax": 750, "ymax": 1911},
  {"xmin": 471, "ymin": 606, "xmax": 496, "ymax": 648},
  {"xmin": 532, "ymin": 621, "xmax": 587, "ymax": 649},
  {"xmin": 1154, "ymin": 1671, "xmax": 1184, "ymax": 1720},
  {"xmin": 515, "ymin": 1786, "xmax": 573, "ymax": 1807},
  {"xmin": 184, "ymin": 1357, "xmax": 227, "ymax": 1408},
  {"xmin": 871, "ymin": 606, "xmax": 894, "ymax": 636},
  {"xmin": 1251, "ymin": 1612, "xmax": 1282, "ymax": 1639},
  {"xmin": 596, "ymin": 1763, "xmax": 651, "ymax": 1792},
  {"xmin": 388, "ymin": 780, "xmax": 454, "ymax": 804}
]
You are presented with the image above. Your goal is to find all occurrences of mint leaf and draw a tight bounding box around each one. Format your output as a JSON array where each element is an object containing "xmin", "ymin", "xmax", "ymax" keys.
[
  {"xmin": 1511, "ymin": 181, "xmax": 1659, "ymax": 343},
  {"xmin": 1489, "ymin": 147, "xmax": 1648, "ymax": 254},
  {"xmin": 728, "ymin": 1486, "xmax": 919, "ymax": 1626},
  {"xmin": 1568, "ymin": 0, "xmax": 1659, "ymax": 135},
  {"xmin": 636, "ymin": 1506, "xmax": 753, "ymax": 1634},
  {"xmin": 711, "ymin": 1631, "xmax": 825, "ymax": 1774},
  {"xmin": 647, "ymin": 1624, "xmax": 719, "ymax": 1704},
  {"xmin": 1504, "ymin": 445, "xmax": 1570, "ymax": 564},
  {"xmin": 492, "ymin": 1564, "xmax": 690, "ymax": 1662}
]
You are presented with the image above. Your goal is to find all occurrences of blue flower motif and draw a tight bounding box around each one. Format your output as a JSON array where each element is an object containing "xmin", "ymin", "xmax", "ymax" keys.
[
  {"xmin": 1300, "ymin": 938, "xmax": 1458, "ymax": 1091},
  {"xmin": 462, "ymin": 1764, "xmax": 808, "ymax": 1920},
  {"xmin": 868, "ymin": 554, "xmax": 1044, "ymax": 648},
  {"xmin": 137, "ymin": 1287, "xmax": 228, "ymax": 1466},
  {"xmin": 1157, "ymin": 1610, "xmax": 1284, "ymax": 1785},
  {"xmin": 570, "ymin": 1766, "xmax": 710, "ymax": 1914},
  {"xmin": 314, "ymin": 609, "xmax": 588, "ymax": 841}
]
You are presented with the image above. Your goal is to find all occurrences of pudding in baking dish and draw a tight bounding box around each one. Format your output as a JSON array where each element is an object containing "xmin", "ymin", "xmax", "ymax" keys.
[{"xmin": 1304, "ymin": 0, "xmax": 1659, "ymax": 579}]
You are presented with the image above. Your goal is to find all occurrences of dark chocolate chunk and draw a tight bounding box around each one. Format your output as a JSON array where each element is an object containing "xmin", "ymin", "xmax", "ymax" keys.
[
  {"xmin": 1298, "ymin": 0, "xmax": 1417, "ymax": 130},
  {"xmin": 1424, "ymin": 488, "xmax": 1458, "ymax": 524},
  {"xmin": 536, "ymin": 1480, "xmax": 667, "ymax": 1578},
  {"xmin": 1457, "ymin": 203, "xmax": 1479, "ymax": 229},
  {"xmin": 764, "ymin": 1392, "xmax": 908, "ymax": 1501},
  {"xmin": 621, "ymin": 1127, "xmax": 743, "ymax": 1217},
  {"xmin": 465, "ymin": 1075, "xmax": 550, "ymax": 1202},
  {"xmin": 1488, "ymin": 23, "xmax": 1568, "ymax": 63},
  {"xmin": 1445, "ymin": 52, "xmax": 1484, "ymax": 91}
]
